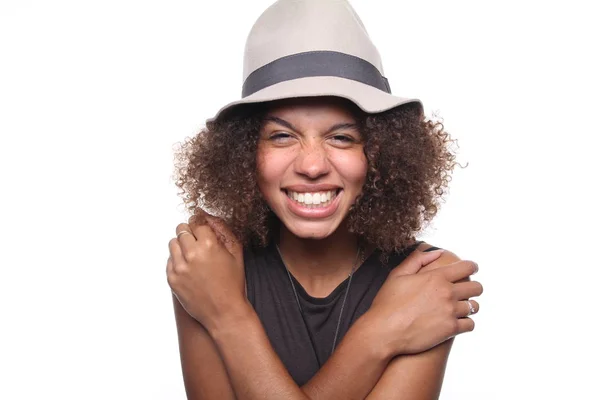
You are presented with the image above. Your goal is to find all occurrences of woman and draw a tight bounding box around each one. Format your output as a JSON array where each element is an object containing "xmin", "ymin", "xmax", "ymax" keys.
[{"xmin": 167, "ymin": 1, "xmax": 483, "ymax": 399}]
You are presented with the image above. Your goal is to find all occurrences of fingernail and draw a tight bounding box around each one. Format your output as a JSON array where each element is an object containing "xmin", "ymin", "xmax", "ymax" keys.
[{"xmin": 473, "ymin": 262, "xmax": 479, "ymax": 274}]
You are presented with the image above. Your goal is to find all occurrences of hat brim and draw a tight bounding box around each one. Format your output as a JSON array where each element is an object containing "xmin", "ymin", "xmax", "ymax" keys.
[{"xmin": 206, "ymin": 76, "xmax": 422, "ymax": 123}]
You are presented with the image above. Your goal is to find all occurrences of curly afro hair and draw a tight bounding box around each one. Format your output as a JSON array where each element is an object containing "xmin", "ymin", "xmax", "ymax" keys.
[{"xmin": 173, "ymin": 98, "xmax": 462, "ymax": 254}]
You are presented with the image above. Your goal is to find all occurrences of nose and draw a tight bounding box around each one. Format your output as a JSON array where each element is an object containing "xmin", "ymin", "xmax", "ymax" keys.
[{"xmin": 293, "ymin": 139, "xmax": 331, "ymax": 179}]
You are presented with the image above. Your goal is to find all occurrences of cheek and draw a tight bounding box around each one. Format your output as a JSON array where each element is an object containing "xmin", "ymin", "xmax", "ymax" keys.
[
  {"xmin": 256, "ymin": 147, "xmax": 292, "ymax": 188},
  {"xmin": 330, "ymin": 151, "xmax": 368, "ymax": 185}
]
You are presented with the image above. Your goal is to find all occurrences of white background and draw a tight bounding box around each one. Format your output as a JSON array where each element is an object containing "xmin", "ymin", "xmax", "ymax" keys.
[{"xmin": 1, "ymin": 0, "xmax": 598, "ymax": 399}]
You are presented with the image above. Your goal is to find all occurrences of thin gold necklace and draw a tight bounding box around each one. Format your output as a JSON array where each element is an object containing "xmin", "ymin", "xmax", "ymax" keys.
[{"xmin": 275, "ymin": 243, "xmax": 364, "ymax": 360}]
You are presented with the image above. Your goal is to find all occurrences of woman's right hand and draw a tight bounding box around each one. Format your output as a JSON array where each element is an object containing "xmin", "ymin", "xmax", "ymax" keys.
[{"xmin": 365, "ymin": 249, "xmax": 483, "ymax": 357}]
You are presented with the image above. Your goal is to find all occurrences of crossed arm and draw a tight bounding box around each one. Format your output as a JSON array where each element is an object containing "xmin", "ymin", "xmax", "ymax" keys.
[{"xmin": 172, "ymin": 246, "xmax": 459, "ymax": 400}]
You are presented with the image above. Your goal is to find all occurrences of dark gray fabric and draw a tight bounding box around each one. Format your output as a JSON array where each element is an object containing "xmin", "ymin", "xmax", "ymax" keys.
[
  {"xmin": 244, "ymin": 240, "xmax": 441, "ymax": 385},
  {"xmin": 241, "ymin": 50, "xmax": 391, "ymax": 97}
]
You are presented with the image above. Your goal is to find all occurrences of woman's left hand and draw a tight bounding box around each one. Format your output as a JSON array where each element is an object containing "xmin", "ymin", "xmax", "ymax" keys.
[{"xmin": 166, "ymin": 211, "xmax": 246, "ymax": 332}]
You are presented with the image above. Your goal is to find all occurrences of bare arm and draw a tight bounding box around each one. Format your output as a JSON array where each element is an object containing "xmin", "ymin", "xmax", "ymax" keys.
[
  {"xmin": 175, "ymin": 292, "xmax": 447, "ymax": 400},
  {"xmin": 172, "ymin": 293, "xmax": 237, "ymax": 400},
  {"xmin": 207, "ymin": 247, "xmax": 466, "ymax": 400},
  {"xmin": 173, "ymin": 291, "xmax": 390, "ymax": 400},
  {"xmin": 169, "ymin": 216, "xmax": 392, "ymax": 400},
  {"xmin": 364, "ymin": 248, "xmax": 463, "ymax": 399},
  {"xmin": 365, "ymin": 339, "xmax": 454, "ymax": 400},
  {"xmin": 172, "ymin": 245, "xmax": 478, "ymax": 400},
  {"xmin": 209, "ymin": 302, "xmax": 390, "ymax": 400},
  {"xmin": 307, "ymin": 245, "xmax": 464, "ymax": 399}
]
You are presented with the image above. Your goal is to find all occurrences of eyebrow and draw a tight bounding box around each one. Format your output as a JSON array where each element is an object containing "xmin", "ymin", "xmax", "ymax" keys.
[{"xmin": 263, "ymin": 115, "xmax": 359, "ymax": 135}]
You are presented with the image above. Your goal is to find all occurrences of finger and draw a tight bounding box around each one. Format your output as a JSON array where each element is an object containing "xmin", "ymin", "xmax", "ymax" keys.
[
  {"xmin": 455, "ymin": 299, "xmax": 480, "ymax": 318},
  {"xmin": 453, "ymin": 280, "xmax": 484, "ymax": 299},
  {"xmin": 169, "ymin": 237, "xmax": 186, "ymax": 266},
  {"xmin": 176, "ymin": 222, "xmax": 197, "ymax": 255},
  {"xmin": 188, "ymin": 213, "xmax": 221, "ymax": 251},
  {"xmin": 166, "ymin": 256, "xmax": 176, "ymax": 286},
  {"xmin": 418, "ymin": 249, "xmax": 459, "ymax": 274},
  {"xmin": 456, "ymin": 317, "xmax": 475, "ymax": 334},
  {"xmin": 437, "ymin": 260, "xmax": 478, "ymax": 283},
  {"xmin": 393, "ymin": 248, "xmax": 444, "ymax": 276}
]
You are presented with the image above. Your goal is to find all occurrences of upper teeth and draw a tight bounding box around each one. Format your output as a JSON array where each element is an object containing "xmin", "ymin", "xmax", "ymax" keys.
[{"xmin": 286, "ymin": 190, "xmax": 337, "ymax": 205}]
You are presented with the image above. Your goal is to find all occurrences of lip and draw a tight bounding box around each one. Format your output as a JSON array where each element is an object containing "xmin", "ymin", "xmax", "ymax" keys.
[{"xmin": 284, "ymin": 189, "xmax": 343, "ymax": 219}]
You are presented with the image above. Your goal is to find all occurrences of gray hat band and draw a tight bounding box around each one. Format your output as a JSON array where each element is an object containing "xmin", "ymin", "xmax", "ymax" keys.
[{"xmin": 241, "ymin": 50, "xmax": 391, "ymax": 97}]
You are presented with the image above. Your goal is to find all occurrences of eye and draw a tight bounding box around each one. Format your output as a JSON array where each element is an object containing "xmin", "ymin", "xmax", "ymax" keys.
[
  {"xmin": 332, "ymin": 135, "xmax": 353, "ymax": 142},
  {"xmin": 329, "ymin": 134, "xmax": 356, "ymax": 145},
  {"xmin": 269, "ymin": 132, "xmax": 296, "ymax": 144}
]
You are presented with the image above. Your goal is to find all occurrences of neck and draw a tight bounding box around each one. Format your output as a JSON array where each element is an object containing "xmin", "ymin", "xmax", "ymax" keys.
[{"xmin": 276, "ymin": 222, "xmax": 372, "ymax": 298}]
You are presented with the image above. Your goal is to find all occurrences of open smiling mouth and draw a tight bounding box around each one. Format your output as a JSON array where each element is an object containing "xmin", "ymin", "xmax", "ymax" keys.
[{"xmin": 284, "ymin": 189, "xmax": 342, "ymax": 209}]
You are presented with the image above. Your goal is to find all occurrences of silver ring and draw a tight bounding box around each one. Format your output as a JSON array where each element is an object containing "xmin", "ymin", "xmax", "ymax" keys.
[
  {"xmin": 465, "ymin": 299, "xmax": 476, "ymax": 316},
  {"xmin": 177, "ymin": 230, "xmax": 191, "ymax": 238}
]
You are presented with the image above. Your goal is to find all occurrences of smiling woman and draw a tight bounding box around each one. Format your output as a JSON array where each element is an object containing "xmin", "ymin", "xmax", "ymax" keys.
[
  {"xmin": 167, "ymin": 1, "xmax": 483, "ymax": 399},
  {"xmin": 257, "ymin": 98, "xmax": 368, "ymax": 240}
]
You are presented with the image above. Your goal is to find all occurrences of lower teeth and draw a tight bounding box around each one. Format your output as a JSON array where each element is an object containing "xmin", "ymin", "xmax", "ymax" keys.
[{"xmin": 300, "ymin": 201, "xmax": 330, "ymax": 208}]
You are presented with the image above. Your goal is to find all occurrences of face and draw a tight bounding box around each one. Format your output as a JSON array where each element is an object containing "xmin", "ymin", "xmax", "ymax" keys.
[{"xmin": 256, "ymin": 97, "xmax": 367, "ymax": 239}]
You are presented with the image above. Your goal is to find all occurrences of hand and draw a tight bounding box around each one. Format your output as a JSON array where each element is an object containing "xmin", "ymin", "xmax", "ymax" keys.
[
  {"xmin": 166, "ymin": 211, "xmax": 246, "ymax": 332},
  {"xmin": 366, "ymin": 249, "xmax": 482, "ymax": 356}
]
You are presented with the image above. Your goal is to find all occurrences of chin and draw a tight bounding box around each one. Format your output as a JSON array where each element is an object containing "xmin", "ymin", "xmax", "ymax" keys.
[
  {"xmin": 281, "ymin": 211, "xmax": 352, "ymax": 240},
  {"xmin": 293, "ymin": 230, "xmax": 334, "ymax": 240},
  {"xmin": 281, "ymin": 219, "xmax": 340, "ymax": 240}
]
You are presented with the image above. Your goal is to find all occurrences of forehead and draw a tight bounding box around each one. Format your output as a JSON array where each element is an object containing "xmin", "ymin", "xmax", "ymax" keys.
[{"xmin": 262, "ymin": 96, "xmax": 361, "ymax": 122}]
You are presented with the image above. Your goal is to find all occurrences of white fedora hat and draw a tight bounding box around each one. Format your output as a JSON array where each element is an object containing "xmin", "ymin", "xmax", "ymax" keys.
[{"xmin": 207, "ymin": 0, "xmax": 422, "ymax": 123}]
